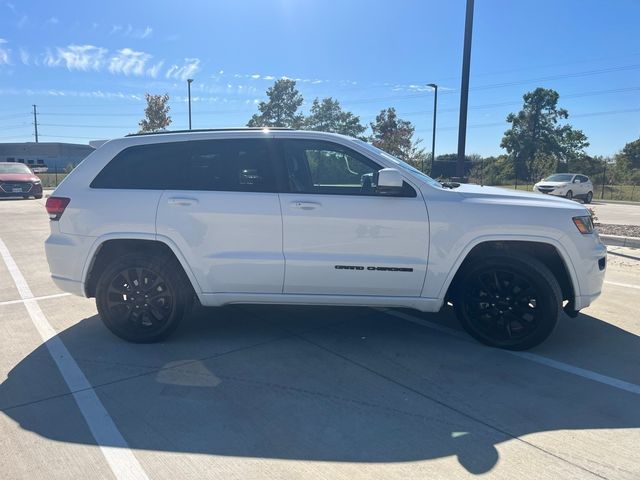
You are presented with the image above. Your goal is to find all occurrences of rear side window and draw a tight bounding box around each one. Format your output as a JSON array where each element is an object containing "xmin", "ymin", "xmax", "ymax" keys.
[{"xmin": 91, "ymin": 139, "xmax": 277, "ymax": 192}]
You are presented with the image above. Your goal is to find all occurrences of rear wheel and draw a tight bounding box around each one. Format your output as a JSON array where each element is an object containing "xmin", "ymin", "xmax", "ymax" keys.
[
  {"xmin": 584, "ymin": 191, "xmax": 593, "ymax": 204},
  {"xmin": 452, "ymin": 253, "xmax": 561, "ymax": 350},
  {"xmin": 565, "ymin": 190, "xmax": 573, "ymax": 200},
  {"xmin": 96, "ymin": 253, "xmax": 189, "ymax": 343}
]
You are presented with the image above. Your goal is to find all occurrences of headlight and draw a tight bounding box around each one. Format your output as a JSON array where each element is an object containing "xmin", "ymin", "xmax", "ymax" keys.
[
  {"xmin": 573, "ymin": 216, "xmax": 594, "ymax": 234},
  {"xmin": 33, "ymin": 180, "xmax": 41, "ymax": 185},
  {"xmin": 554, "ymin": 183, "xmax": 568, "ymax": 190}
]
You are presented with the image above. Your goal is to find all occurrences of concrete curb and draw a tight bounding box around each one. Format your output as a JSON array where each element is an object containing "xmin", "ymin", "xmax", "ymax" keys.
[{"xmin": 600, "ymin": 234, "xmax": 640, "ymax": 248}]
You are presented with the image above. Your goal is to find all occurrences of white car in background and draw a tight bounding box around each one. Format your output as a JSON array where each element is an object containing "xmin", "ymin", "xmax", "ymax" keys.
[{"xmin": 533, "ymin": 173, "xmax": 594, "ymax": 203}]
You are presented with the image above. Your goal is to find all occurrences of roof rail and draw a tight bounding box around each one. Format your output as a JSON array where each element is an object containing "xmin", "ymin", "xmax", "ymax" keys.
[{"xmin": 125, "ymin": 127, "xmax": 293, "ymax": 137}]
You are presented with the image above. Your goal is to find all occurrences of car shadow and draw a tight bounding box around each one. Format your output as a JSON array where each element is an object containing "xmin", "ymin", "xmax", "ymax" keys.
[{"xmin": 1, "ymin": 305, "xmax": 638, "ymax": 475}]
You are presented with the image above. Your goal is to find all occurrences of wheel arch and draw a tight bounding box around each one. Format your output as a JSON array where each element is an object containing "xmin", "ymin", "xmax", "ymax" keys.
[
  {"xmin": 440, "ymin": 237, "xmax": 578, "ymax": 307},
  {"xmin": 83, "ymin": 234, "xmax": 202, "ymax": 298}
]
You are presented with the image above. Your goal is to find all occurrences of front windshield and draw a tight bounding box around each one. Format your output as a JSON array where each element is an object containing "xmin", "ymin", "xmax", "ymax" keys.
[
  {"xmin": 544, "ymin": 174, "xmax": 574, "ymax": 182},
  {"xmin": 0, "ymin": 163, "xmax": 32, "ymax": 174},
  {"xmin": 354, "ymin": 140, "xmax": 442, "ymax": 188}
]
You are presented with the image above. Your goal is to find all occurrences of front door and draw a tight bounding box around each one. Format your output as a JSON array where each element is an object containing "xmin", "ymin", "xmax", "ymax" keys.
[{"xmin": 277, "ymin": 139, "xmax": 429, "ymax": 297}]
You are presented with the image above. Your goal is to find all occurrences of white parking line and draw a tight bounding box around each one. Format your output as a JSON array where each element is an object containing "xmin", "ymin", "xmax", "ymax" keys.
[
  {"xmin": 381, "ymin": 309, "xmax": 640, "ymax": 396},
  {"xmin": 0, "ymin": 238, "xmax": 149, "ymax": 480},
  {"xmin": 604, "ymin": 280, "xmax": 640, "ymax": 290},
  {"xmin": 0, "ymin": 292, "xmax": 71, "ymax": 307}
]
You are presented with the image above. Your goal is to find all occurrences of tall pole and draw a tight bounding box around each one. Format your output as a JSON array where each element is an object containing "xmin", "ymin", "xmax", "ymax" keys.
[
  {"xmin": 187, "ymin": 78, "xmax": 194, "ymax": 130},
  {"xmin": 32, "ymin": 104, "xmax": 39, "ymax": 143},
  {"xmin": 456, "ymin": 0, "xmax": 474, "ymax": 179},
  {"xmin": 427, "ymin": 83, "xmax": 438, "ymax": 175}
]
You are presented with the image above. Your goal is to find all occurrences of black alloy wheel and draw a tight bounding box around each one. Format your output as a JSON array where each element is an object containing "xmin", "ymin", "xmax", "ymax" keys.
[
  {"xmin": 96, "ymin": 253, "xmax": 188, "ymax": 343},
  {"xmin": 453, "ymin": 253, "xmax": 561, "ymax": 350}
]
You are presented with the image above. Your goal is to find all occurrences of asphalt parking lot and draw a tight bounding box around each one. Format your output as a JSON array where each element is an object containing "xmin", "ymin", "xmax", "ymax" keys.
[{"xmin": 1, "ymin": 197, "xmax": 639, "ymax": 480}]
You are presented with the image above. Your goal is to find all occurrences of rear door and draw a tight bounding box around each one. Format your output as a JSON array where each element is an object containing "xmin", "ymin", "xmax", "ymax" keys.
[
  {"xmin": 156, "ymin": 137, "xmax": 284, "ymax": 294},
  {"xmin": 276, "ymin": 138, "xmax": 429, "ymax": 297}
]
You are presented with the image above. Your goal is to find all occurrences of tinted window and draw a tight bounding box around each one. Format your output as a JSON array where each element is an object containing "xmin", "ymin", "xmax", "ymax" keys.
[
  {"xmin": 91, "ymin": 139, "xmax": 276, "ymax": 192},
  {"xmin": 578, "ymin": 175, "xmax": 589, "ymax": 183},
  {"xmin": 281, "ymin": 139, "xmax": 415, "ymax": 197}
]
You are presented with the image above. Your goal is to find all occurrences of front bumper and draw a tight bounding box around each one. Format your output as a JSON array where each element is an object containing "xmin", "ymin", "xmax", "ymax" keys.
[{"xmin": 0, "ymin": 182, "xmax": 42, "ymax": 197}]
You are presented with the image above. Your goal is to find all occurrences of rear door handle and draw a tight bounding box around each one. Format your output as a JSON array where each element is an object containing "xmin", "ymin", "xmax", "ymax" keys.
[
  {"xmin": 291, "ymin": 201, "xmax": 321, "ymax": 210},
  {"xmin": 167, "ymin": 197, "xmax": 198, "ymax": 206}
]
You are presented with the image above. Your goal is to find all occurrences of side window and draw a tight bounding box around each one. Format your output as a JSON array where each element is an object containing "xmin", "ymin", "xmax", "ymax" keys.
[
  {"xmin": 91, "ymin": 139, "xmax": 276, "ymax": 192},
  {"xmin": 183, "ymin": 139, "xmax": 276, "ymax": 192},
  {"xmin": 579, "ymin": 175, "xmax": 589, "ymax": 183},
  {"xmin": 91, "ymin": 143, "xmax": 186, "ymax": 189},
  {"xmin": 281, "ymin": 139, "xmax": 415, "ymax": 196}
]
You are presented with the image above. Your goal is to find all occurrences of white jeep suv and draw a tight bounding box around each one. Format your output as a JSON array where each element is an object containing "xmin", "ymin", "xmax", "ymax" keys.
[{"xmin": 45, "ymin": 129, "xmax": 606, "ymax": 350}]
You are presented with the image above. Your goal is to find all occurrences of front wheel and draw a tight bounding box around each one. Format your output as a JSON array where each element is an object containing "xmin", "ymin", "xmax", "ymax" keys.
[
  {"xmin": 452, "ymin": 253, "xmax": 561, "ymax": 350},
  {"xmin": 565, "ymin": 190, "xmax": 573, "ymax": 200},
  {"xmin": 96, "ymin": 253, "xmax": 189, "ymax": 343}
]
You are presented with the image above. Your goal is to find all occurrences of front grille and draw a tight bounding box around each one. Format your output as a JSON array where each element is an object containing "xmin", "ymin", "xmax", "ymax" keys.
[
  {"xmin": 0, "ymin": 182, "xmax": 33, "ymax": 193},
  {"xmin": 537, "ymin": 186, "xmax": 555, "ymax": 194}
]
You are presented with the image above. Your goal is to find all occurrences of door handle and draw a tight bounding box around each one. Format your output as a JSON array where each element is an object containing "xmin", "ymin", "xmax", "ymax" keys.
[
  {"xmin": 291, "ymin": 201, "xmax": 321, "ymax": 210},
  {"xmin": 167, "ymin": 197, "xmax": 198, "ymax": 206}
]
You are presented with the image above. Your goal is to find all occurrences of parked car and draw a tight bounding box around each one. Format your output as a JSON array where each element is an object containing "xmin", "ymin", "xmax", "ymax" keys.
[
  {"xmin": 0, "ymin": 162, "xmax": 43, "ymax": 199},
  {"xmin": 533, "ymin": 173, "xmax": 593, "ymax": 203},
  {"xmin": 44, "ymin": 129, "xmax": 606, "ymax": 350}
]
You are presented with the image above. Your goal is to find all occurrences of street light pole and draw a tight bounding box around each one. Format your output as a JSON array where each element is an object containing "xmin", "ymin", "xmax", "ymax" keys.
[
  {"xmin": 427, "ymin": 83, "xmax": 438, "ymax": 175},
  {"xmin": 187, "ymin": 78, "xmax": 194, "ymax": 130},
  {"xmin": 456, "ymin": 0, "xmax": 475, "ymax": 179}
]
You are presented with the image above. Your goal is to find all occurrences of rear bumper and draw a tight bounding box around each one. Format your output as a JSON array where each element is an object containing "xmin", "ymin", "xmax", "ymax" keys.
[{"xmin": 45, "ymin": 229, "xmax": 94, "ymax": 297}]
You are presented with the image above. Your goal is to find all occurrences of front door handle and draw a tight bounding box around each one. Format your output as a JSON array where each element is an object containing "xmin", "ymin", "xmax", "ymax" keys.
[
  {"xmin": 291, "ymin": 201, "xmax": 321, "ymax": 210},
  {"xmin": 167, "ymin": 197, "xmax": 198, "ymax": 206}
]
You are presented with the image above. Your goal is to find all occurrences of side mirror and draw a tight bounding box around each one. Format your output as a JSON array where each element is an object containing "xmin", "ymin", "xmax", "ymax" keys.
[{"xmin": 377, "ymin": 168, "xmax": 403, "ymax": 194}]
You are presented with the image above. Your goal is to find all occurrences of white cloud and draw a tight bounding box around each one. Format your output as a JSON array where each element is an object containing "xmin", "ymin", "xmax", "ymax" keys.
[
  {"xmin": 0, "ymin": 38, "xmax": 11, "ymax": 65},
  {"xmin": 108, "ymin": 48, "xmax": 152, "ymax": 76},
  {"xmin": 251, "ymin": 74, "xmax": 260, "ymax": 79},
  {"xmin": 46, "ymin": 16, "xmax": 59, "ymax": 24},
  {"xmin": 110, "ymin": 24, "xmax": 153, "ymax": 39},
  {"xmin": 146, "ymin": 61, "xmax": 164, "ymax": 78},
  {"xmin": 45, "ymin": 44, "xmax": 107, "ymax": 71},
  {"xmin": 19, "ymin": 47, "xmax": 28, "ymax": 65},
  {"xmin": 165, "ymin": 58, "xmax": 200, "ymax": 81},
  {"xmin": 263, "ymin": 75, "xmax": 275, "ymax": 80}
]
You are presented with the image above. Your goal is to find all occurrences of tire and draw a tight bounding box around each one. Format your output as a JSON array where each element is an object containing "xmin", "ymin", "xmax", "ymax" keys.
[
  {"xmin": 452, "ymin": 253, "xmax": 561, "ymax": 350},
  {"xmin": 584, "ymin": 191, "xmax": 593, "ymax": 204},
  {"xmin": 35, "ymin": 194, "xmax": 43, "ymax": 199},
  {"xmin": 22, "ymin": 195, "xmax": 29, "ymax": 200},
  {"xmin": 565, "ymin": 190, "xmax": 573, "ymax": 200},
  {"xmin": 96, "ymin": 252, "xmax": 189, "ymax": 343}
]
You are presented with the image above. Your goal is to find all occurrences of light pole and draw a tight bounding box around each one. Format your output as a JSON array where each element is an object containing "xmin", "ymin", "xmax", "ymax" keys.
[
  {"xmin": 427, "ymin": 83, "xmax": 438, "ymax": 175},
  {"xmin": 456, "ymin": 0, "xmax": 475, "ymax": 179},
  {"xmin": 187, "ymin": 78, "xmax": 194, "ymax": 130}
]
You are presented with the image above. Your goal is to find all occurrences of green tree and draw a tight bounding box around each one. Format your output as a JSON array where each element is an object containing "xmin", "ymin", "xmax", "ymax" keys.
[
  {"xmin": 370, "ymin": 107, "xmax": 426, "ymax": 168},
  {"xmin": 304, "ymin": 97, "xmax": 366, "ymax": 138},
  {"xmin": 247, "ymin": 79, "xmax": 304, "ymax": 128},
  {"xmin": 138, "ymin": 93, "xmax": 172, "ymax": 133},
  {"xmin": 500, "ymin": 88, "xmax": 589, "ymax": 181}
]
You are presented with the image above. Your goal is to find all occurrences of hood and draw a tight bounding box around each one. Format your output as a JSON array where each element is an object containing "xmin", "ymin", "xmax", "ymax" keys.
[
  {"xmin": 0, "ymin": 173, "xmax": 40, "ymax": 183},
  {"xmin": 452, "ymin": 183, "xmax": 587, "ymax": 212},
  {"xmin": 535, "ymin": 181, "xmax": 569, "ymax": 187}
]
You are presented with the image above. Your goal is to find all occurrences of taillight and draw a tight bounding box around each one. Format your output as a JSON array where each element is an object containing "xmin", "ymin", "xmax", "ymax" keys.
[{"xmin": 45, "ymin": 197, "xmax": 70, "ymax": 220}]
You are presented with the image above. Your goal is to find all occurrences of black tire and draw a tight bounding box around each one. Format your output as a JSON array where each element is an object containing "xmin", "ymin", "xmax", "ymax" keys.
[
  {"xmin": 452, "ymin": 253, "xmax": 561, "ymax": 350},
  {"xmin": 584, "ymin": 191, "xmax": 593, "ymax": 204},
  {"xmin": 22, "ymin": 195, "xmax": 29, "ymax": 200},
  {"xmin": 565, "ymin": 190, "xmax": 573, "ymax": 200},
  {"xmin": 35, "ymin": 194, "xmax": 43, "ymax": 199},
  {"xmin": 96, "ymin": 253, "xmax": 189, "ymax": 343}
]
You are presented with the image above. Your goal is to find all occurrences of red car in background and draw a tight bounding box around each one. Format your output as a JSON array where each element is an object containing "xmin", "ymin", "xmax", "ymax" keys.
[{"xmin": 0, "ymin": 162, "xmax": 43, "ymax": 199}]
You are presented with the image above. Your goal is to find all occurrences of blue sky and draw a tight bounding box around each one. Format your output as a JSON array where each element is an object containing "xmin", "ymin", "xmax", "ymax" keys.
[{"xmin": 0, "ymin": 0, "xmax": 638, "ymax": 157}]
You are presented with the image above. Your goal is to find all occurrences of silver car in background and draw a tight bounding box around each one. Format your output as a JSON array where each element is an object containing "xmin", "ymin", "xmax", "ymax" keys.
[{"xmin": 533, "ymin": 173, "xmax": 594, "ymax": 203}]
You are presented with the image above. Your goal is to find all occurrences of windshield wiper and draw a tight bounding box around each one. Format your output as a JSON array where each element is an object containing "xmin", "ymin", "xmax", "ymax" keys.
[{"xmin": 440, "ymin": 181, "xmax": 461, "ymax": 189}]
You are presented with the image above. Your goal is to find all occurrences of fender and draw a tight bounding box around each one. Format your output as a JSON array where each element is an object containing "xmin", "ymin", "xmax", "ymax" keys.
[
  {"xmin": 427, "ymin": 233, "xmax": 580, "ymax": 308},
  {"xmin": 81, "ymin": 232, "xmax": 204, "ymax": 297}
]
